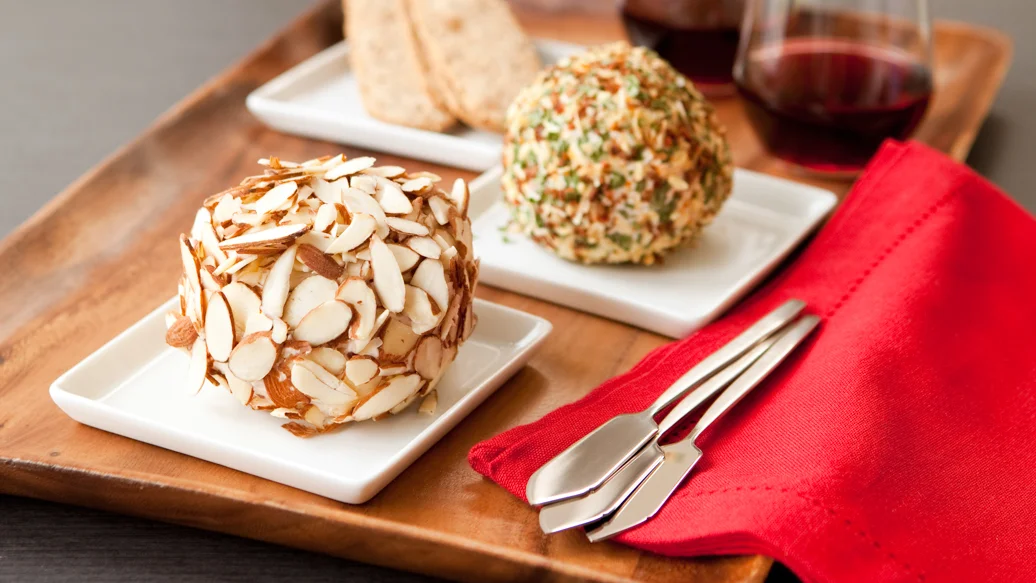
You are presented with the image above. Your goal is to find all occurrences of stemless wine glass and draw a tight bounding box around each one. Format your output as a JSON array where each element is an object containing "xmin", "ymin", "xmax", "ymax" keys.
[
  {"xmin": 733, "ymin": 0, "xmax": 933, "ymax": 175},
  {"xmin": 621, "ymin": 0, "xmax": 747, "ymax": 97}
]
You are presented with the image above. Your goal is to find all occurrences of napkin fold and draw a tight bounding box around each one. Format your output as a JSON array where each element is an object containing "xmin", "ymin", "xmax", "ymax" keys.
[{"xmin": 469, "ymin": 141, "xmax": 1036, "ymax": 583}]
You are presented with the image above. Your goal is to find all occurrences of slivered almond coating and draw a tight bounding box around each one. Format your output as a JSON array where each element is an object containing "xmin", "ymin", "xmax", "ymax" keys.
[{"xmin": 168, "ymin": 154, "xmax": 479, "ymax": 436}]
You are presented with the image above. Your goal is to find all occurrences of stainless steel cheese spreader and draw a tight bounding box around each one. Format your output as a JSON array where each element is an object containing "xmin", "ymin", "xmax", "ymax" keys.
[
  {"xmin": 538, "ymin": 335, "xmax": 780, "ymax": 534},
  {"xmin": 526, "ymin": 299, "xmax": 807, "ymax": 507},
  {"xmin": 585, "ymin": 314, "xmax": 821, "ymax": 542}
]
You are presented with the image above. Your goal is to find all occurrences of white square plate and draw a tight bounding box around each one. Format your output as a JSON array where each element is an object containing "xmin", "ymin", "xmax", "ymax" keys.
[
  {"xmin": 246, "ymin": 39, "xmax": 584, "ymax": 171},
  {"xmin": 468, "ymin": 167, "xmax": 837, "ymax": 338},
  {"xmin": 50, "ymin": 298, "xmax": 551, "ymax": 504}
]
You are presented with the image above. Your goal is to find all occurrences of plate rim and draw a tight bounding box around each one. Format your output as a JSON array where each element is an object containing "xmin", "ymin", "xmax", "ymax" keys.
[
  {"xmin": 244, "ymin": 38, "xmax": 587, "ymax": 172},
  {"xmin": 49, "ymin": 297, "xmax": 552, "ymax": 503},
  {"xmin": 470, "ymin": 166, "xmax": 837, "ymax": 337}
]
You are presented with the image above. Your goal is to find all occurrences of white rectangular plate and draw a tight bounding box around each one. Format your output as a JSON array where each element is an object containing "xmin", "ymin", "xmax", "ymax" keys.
[
  {"xmin": 50, "ymin": 298, "xmax": 551, "ymax": 504},
  {"xmin": 469, "ymin": 167, "xmax": 837, "ymax": 338},
  {"xmin": 246, "ymin": 39, "xmax": 584, "ymax": 171}
]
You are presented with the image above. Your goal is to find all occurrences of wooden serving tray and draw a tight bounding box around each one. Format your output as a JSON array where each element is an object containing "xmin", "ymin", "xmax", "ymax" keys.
[{"xmin": 0, "ymin": 3, "xmax": 1010, "ymax": 582}]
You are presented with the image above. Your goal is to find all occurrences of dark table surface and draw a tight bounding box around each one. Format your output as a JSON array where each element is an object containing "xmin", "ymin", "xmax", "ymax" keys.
[{"xmin": 1, "ymin": 1, "xmax": 1033, "ymax": 581}]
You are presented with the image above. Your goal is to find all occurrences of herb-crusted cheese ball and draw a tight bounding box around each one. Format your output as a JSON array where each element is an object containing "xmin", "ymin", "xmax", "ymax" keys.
[{"xmin": 501, "ymin": 42, "xmax": 733, "ymax": 264}]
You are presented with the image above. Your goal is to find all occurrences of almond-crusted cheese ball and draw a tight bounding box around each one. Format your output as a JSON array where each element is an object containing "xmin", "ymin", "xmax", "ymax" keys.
[
  {"xmin": 501, "ymin": 42, "xmax": 733, "ymax": 265},
  {"xmin": 166, "ymin": 155, "xmax": 479, "ymax": 437}
]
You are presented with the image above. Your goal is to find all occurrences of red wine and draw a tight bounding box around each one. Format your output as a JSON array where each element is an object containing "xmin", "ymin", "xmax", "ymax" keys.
[
  {"xmin": 735, "ymin": 39, "xmax": 932, "ymax": 173},
  {"xmin": 621, "ymin": 12, "xmax": 741, "ymax": 94}
]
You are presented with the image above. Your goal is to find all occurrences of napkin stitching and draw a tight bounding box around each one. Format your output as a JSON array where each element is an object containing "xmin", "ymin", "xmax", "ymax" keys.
[
  {"xmin": 675, "ymin": 485, "xmax": 927, "ymax": 581},
  {"xmin": 825, "ymin": 190, "xmax": 956, "ymax": 320}
]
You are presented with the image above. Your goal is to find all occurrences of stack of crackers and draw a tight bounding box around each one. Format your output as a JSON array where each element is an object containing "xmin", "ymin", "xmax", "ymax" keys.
[{"xmin": 345, "ymin": 0, "xmax": 543, "ymax": 133}]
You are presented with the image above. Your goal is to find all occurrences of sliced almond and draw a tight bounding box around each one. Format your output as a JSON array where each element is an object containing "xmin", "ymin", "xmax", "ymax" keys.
[
  {"xmin": 345, "ymin": 355, "xmax": 379, "ymax": 386},
  {"xmin": 449, "ymin": 178, "xmax": 470, "ymax": 217},
  {"xmin": 263, "ymin": 367, "xmax": 309, "ymax": 409},
  {"xmin": 221, "ymin": 282, "xmax": 261, "ymax": 341},
  {"xmin": 405, "ymin": 236, "xmax": 441, "ymax": 259},
  {"xmin": 244, "ymin": 311, "xmax": 273, "ymax": 336},
  {"xmin": 318, "ymin": 153, "xmax": 345, "ymax": 169},
  {"xmin": 451, "ymin": 216, "xmax": 473, "ymax": 260},
  {"xmin": 381, "ymin": 316, "xmax": 420, "ymax": 362},
  {"xmin": 404, "ymin": 286, "xmax": 441, "ymax": 334},
  {"xmin": 283, "ymin": 274, "xmax": 337, "ymax": 327},
  {"xmin": 360, "ymin": 336, "xmax": 383, "ymax": 357},
  {"xmin": 312, "ymin": 177, "xmax": 343, "ymax": 205},
  {"xmin": 255, "ymin": 181, "xmax": 298, "ymax": 216},
  {"xmin": 199, "ymin": 266, "xmax": 225, "ymax": 292},
  {"xmin": 411, "ymin": 259, "xmax": 450, "ymax": 311},
  {"xmin": 379, "ymin": 363, "xmax": 409, "ymax": 376},
  {"xmin": 427, "ymin": 195, "xmax": 453, "ymax": 226},
  {"xmin": 260, "ymin": 245, "xmax": 297, "ymax": 319},
  {"xmin": 271, "ymin": 316, "xmax": 288, "ymax": 344},
  {"xmin": 369, "ymin": 310, "xmax": 391, "ymax": 339},
  {"xmin": 231, "ymin": 212, "xmax": 262, "ymax": 227},
  {"xmin": 225, "ymin": 254, "xmax": 258, "ymax": 275},
  {"xmin": 369, "ymin": 235, "xmax": 405, "ymax": 313},
  {"xmin": 434, "ymin": 229, "xmax": 455, "ymax": 249},
  {"xmin": 414, "ymin": 335, "xmax": 444, "ymax": 380},
  {"xmin": 325, "ymin": 156, "xmax": 375, "ymax": 181},
  {"xmin": 212, "ymin": 194, "xmax": 242, "ymax": 224},
  {"xmin": 204, "ymin": 292, "xmax": 235, "ymax": 362},
  {"xmin": 341, "ymin": 187, "xmax": 389, "ymax": 238},
  {"xmin": 223, "ymin": 370, "xmax": 253, "ymax": 406},
  {"xmin": 400, "ymin": 177, "xmax": 433, "ymax": 194},
  {"xmin": 179, "ymin": 235, "xmax": 205, "ymax": 325},
  {"xmin": 293, "ymin": 300, "xmax": 352, "ymax": 346},
  {"xmin": 352, "ymin": 374, "xmax": 424, "ymax": 421},
  {"xmin": 308, "ymin": 347, "xmax": 346, "ymax": 376},
  {"xmin": 387, "ymin": 244, "xmax": 420, "ymax": 272},
  {"xmin": 296, "ymin": 230, "xmax": 334, "ymax": 253},
  {"xmin": 461, "ymin": 299, "xmax": 477, "ymax": 341},
  {"xmin": 185, "ymin": 337, "xmax": 209, "ymax": 395},
  {"xmin": 350, "ymin": 174, "xmax": 377, "ymax": 194},
  {"xmin": 388, "ymin": 392, "xmax": 420, "ymax": 415},
  {"xmin": 325, "ymin": 212, "xmax": 376, "ymax": 254},
  {"xmin": 419, "ymin": 390, "xmax": 438, "ymax": 415},
  {"xmin": 336, "ymin": 277, "xmax": 377, "ymax": 339},
  {"xmin": 297, "ymin": 243, "xmax": 343, "ymax": 280},
  {"xmin": 439, "ymin": 292, "xmax": 463, "ymax": 344},
  {"xmin": 166, "ymin": 315, "xmax": 199, "ymax": 348},
  {"xmin": 282, "ymin": 422, "xmax": 320, "ymax": 437},
  {"xmin": 385, "ymin": 217, "xmax": 430, "ymax": 236},
  {"xmin": 304, "ymin": 405, "xmax": 327, "ymax": 428},
  {"xmin": 219, "ymin": 224, "xmax": 309, "ymax": 253},
  {"xmin": 405, "ymin": 171, "xmax": 442, "ymax": 182},
  {"xmin": 373, "ymin": 176, "xmax": 413, "ymax": 214},
  {"xmin": 362, "ymin": 165, "xmax": 406, "ymax": 178},
  {"xmin": 313, "ymin": 203, "xmax": 338, "ymax": 233},
  {"xmin": 290, "ymin": 360, "xmax": 356, "ymax": 405},
  {"xmin": 228, "ymin": 332, "xmax": 278, "ymax": 381},
  {"xmin": 196, "ymin": 210, "xmax": 229, "ymax": 264}
]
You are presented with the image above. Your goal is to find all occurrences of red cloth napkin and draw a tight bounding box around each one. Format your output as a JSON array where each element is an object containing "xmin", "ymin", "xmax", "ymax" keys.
[{"xmin": 469, "ymin": 141, "xmax": 1036, "ymax": 583}]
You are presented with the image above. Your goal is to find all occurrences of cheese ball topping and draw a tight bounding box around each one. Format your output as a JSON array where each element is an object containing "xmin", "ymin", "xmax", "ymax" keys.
[
  {"xmin": 501, "ymin": 42, "xmax": 733, "ymax": 264},
  {"xmin": 168, "ymin": 155, "xmax": 479, "ymax": 437}
]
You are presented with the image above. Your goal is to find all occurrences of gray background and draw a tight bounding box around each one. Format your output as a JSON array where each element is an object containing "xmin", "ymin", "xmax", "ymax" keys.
[{"xmin": 0, "ymin": 0, "xmax": 1032, "ymax": 581}]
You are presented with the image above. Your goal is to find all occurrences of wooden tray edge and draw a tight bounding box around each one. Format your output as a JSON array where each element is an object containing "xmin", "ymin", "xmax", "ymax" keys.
[
  {"xmin": 0, "ymin": 458, "xmax": 772, "ymax": 583},
  {"xmin": 935, "ymin": 20, "xmax": 1014, "ymax": 161},
  {"xmin": 0, "ymin": 5, "xmax": 1012, "ymax": 582}
]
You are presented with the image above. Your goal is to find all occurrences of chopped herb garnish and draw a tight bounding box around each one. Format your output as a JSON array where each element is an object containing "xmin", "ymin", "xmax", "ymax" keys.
[
  {"xmin": 608, "ymin": 172, "xmax": 626, "ymax": 189},
  {"xmin": 607, "ymin": 232, "xmax": 633, "ymax": 250}
]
